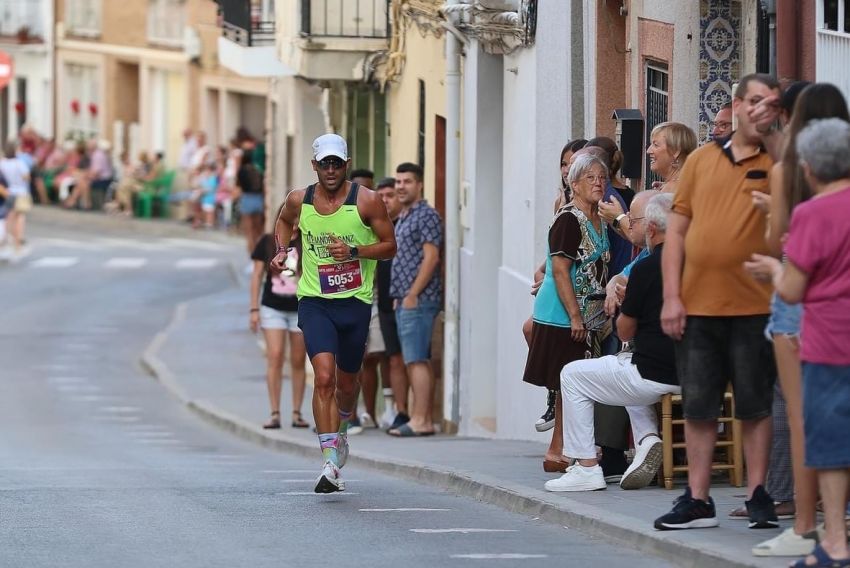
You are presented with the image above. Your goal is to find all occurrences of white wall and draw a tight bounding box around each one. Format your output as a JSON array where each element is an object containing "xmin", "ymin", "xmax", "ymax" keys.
[
  {"xmin": 3, "ymin": 48, "xmax": 54, "ymax": 138},
  {"xmin": 456, "ymin": 1, "xmax": 577, "ymax": 441}
]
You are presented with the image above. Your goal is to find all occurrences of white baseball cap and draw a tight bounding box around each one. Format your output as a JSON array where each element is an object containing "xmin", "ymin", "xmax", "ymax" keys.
[{"xmin": 312, "ymin": 133, "xmax": 348, "ymax": 161}]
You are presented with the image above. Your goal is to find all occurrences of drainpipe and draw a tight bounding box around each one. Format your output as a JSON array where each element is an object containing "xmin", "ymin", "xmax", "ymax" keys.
[
  {"xmin": 775, "ymin": 0, "xmax": 798, "ymax": 84},
  {"xmin": 443, "ymin": 0, "xmax": 462, "ymax": 432}
]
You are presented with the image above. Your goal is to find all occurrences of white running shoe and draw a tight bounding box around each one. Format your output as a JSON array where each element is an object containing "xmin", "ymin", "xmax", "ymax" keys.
[
  {"xmin": 360, "ymin": 412, "xmax": 376, "ymax": 429},
  {"xmin": 337, "ymin": 433, "xmax": 349, "ymax": 468},
  {"xmin": 620, "ymin": 434, "xmax": 663, "ymax": 490},
  {"xmin": 314, "ymin": 461, "xmax": 344, "ymax": 493},
  {"xmin": 378, "ymin": 406, "xmax": 397, "ymax": 429},
  {"xmin": 544, "ymin": 464, "xmax": 607, "ymax": 492},
  {"xmin": 752, "ymin": 527, "xmax": 818, "ymax": 556}
]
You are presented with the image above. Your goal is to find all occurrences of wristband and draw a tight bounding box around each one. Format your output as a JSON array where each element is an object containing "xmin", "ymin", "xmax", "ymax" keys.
[
  {"xmin": 615, "ymin": 213, "xmax": 628, "ymax": 229},
  {"xmin": 249, "ymin": 308, "xmax": 259, "ymax": 313}
]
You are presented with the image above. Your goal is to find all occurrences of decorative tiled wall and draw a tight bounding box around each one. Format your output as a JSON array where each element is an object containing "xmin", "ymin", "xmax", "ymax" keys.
[{"xmin": 699, "ymin": 0, "xmax": 742, "ymax": 141}]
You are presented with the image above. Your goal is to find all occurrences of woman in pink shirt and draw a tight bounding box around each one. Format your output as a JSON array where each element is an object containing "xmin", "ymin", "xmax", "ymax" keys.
[{"xmin": 750, "ymin": 117, "xmax": 850, "ymax": 568}]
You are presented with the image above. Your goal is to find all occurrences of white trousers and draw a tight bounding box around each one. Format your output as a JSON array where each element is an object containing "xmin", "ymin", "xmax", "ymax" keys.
[{"xmin": 560, "ymin": 353, "xmax": 681, "ymax": 459}]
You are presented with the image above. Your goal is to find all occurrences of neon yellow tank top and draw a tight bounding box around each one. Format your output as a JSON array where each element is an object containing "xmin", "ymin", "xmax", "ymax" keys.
[{"xmin": 297, "ymin": 183, "xmax": 378, "ymax": 304}]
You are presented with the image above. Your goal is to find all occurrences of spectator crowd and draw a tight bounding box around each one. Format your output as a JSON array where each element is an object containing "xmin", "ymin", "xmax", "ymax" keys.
[{"xmin": 0, "ymin": 125, "xmax": 268, "ymax": 263}]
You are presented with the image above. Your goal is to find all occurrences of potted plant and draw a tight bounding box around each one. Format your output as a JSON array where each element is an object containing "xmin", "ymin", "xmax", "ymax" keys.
[{"xmin": 16, "ymin": 26, "xmax": 31, "ymax": 42}]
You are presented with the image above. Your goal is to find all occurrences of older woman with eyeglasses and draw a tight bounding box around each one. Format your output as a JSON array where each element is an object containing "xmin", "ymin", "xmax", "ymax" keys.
[{"xmin": 524, "ymin": 153, "xmax": 611, "ymax": 472}]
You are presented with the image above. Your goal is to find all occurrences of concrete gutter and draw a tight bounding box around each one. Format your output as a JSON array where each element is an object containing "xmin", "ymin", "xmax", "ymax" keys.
[{"xmin": 140, "ymin": 303, "xmax": 767, "ymax": 568}]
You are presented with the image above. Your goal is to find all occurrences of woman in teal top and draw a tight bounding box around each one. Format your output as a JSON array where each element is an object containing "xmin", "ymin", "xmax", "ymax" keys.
[{"xmin": 524, "ymin": 153, "xmax": 611, "ymax": 468}]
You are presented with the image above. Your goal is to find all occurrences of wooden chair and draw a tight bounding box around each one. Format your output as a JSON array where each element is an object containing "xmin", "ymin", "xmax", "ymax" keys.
[{"xmin": 658, "ymin": 391, "xmax": 744, "ymax": 489}]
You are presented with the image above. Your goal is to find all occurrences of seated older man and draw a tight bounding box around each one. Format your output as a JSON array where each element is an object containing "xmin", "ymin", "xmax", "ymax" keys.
[{"xmin": 545, "ymin": 192, "xmax": 680, "ymax": 492}]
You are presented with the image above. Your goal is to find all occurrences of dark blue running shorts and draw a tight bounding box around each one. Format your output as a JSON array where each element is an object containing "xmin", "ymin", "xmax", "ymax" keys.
[{"xmin": 297, "ymin": 296, "xmax": 372, "ymax": 374}]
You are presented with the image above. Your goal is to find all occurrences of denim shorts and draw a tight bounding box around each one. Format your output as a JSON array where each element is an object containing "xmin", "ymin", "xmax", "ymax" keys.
[
  {"xmin": 240, "ymin": 193, "xmax": 264, "ymax": 215},
  {"xmin": 802, "ymin": 362, "xmax": 850, "ymax": 469},
  {"xmin": 395, "ymin": 300, "xmax": 440, "ymax": 365},
  {"xmin": 260, "ymin": 306, "xmax": 300, "ymax": 332},
  {"xmin": 765, "ymin": 292, "xmax": 802, "ymax": 339},
  {"xmin": 675, "ymin": 315, "xmax": 776, "ymax": 420}
]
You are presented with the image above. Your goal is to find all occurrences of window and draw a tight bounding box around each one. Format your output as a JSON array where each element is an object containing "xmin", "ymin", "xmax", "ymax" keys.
[
  {"xmin": 0, "ymin": 0, "xmax": 44, "ymax": 38},
  {"xmin": 65, "ymin": 63, "xmax": 99, "ymax": 140},
  {"xmin": 645, "ymin": 62, "xmax": 669, "ymax": 188},
  {"xmin": 65, "ymin": 0, "xmax": 101, "ymax": 36},
  {"xmin": 822, "ymin": 0, "xmax": 850, "ymax": 33},
  {"xmin": 148, "ymin": 0, "xmax": 186, "ymax": 47}
]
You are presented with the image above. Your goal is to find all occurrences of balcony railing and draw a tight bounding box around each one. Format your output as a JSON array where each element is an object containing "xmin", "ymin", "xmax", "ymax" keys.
[
  {"xmin": 817, "ymin": 28, "xmax": 850, "ymax": 105},
  {"xmin": 301, "ymin": 0, "xmax": 389, "ymax": 38},
  {"xmin": 0, "ymin": 0, "xmax": 44, "ymax": 39},
  {"xmin": 220, "ymin": 0, "xmax": 275, "ymax": 46}
]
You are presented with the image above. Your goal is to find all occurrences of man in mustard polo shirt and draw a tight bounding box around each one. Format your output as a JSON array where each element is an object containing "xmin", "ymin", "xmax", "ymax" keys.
[
  {"xmin": 272, "ymin": 134, "xmax": 396, "ymax": 493},
  {"xmin": 658, "ymin": 74, "xmax": 780, "ymax": 531}
]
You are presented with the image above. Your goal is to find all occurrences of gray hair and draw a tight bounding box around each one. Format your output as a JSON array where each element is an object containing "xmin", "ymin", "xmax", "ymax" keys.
[
  {"xmin": 567, "ymin": 153, "xmax": 609, "ymax": 187},
  {"xmin": 644, "ymin": 192, "xmax": 674, "ymax": 231},
  {"xmin": 796, "ymin": 118, "xmax": 850, "ymax": 183}
]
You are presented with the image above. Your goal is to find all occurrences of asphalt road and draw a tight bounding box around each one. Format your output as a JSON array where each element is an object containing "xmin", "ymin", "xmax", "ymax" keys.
[{"xmin": 0, "ymin": 215, "xmax": 673, "ymax": 568}]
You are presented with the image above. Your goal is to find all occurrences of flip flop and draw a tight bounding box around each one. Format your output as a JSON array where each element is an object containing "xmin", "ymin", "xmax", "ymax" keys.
[
  {"xmin": 791, "ymin": 544, "xmax": 850, "ymax": 567},
  {"xmin": 389, "ymin": 423, "xmax": 435, "ymax": 437}
]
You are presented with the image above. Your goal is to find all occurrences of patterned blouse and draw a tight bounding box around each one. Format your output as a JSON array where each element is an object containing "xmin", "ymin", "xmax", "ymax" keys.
[{"xmin": 532, "ymin": 203, "xmax": 610, "ymax": 328}]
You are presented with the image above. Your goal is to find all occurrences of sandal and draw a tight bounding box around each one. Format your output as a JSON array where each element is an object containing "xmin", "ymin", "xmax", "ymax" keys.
[
  {"xmin": 263, "ymin": 411, "xmax": 281, "ymax": 429},
  {"xmin": 291, "ymin": 411, "xmax": 309, "ymax": 429},
  {"xmin": 791, "ymin": 544, "xmax": 850, "ymax": 567}
]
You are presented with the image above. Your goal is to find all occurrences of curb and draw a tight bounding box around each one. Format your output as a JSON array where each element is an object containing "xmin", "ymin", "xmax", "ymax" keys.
[{"xmin": 141, "ymin": 302, "xmax": 762, "ymax": 568}]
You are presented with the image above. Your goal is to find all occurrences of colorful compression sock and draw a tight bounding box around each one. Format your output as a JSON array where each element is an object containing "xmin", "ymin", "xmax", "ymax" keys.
[
  {"xmin": 337, "ymin": 408, "xmax": 354, "ymax": 434},
  {"xmin": 318, "ymin": 433, "xmax": 339, "ymax": 465}
]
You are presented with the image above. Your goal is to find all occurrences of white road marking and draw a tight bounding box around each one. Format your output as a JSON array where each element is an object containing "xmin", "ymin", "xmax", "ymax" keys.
[
  {"xmin": 134, "ymin": 438, "xmax": 184, "ymax": 445},
  {"xmin": 55, "ymin": 384, "xmax": 102, "ymax": 393},
  {"xmin": 360, "ymin": 508, "xmax": 452, "ymax": 512},
  {"xmin": 46, "ymin": 376, "xmax": 88, "ymax": 384},
  {"xmin": 99, "ymin": 406, "xmax": 141, "ymax": 414},
  {"xmin": 175, "ymin": 258, "xmax": 218, "ymax": 269},
  {"xmin": 281, "ymin": 492, "xmax": 360, "ymax": 496},
  {"xmin": 104, "ymin": 257, "xmax": 148, "ymax": 269},
  {"xmin": 69, "ymin": 395, "xmax": 116, "ymax": 402},
  {"xmin": 126, "ymin": 431, "xmax": 175, "ymax": 438},
  {"xmin": 411, "ymin": 529, "xmax": 518, "ymax": 534},
  {"xmin": 162, "ymin": 238, "xmax": 227, "ymax": 251},
  {"xmin": 450, "ymin": 554, "xmax": 547, "ymax": 560},
  {"xmin": 94, "ymin": 415, "xmax": 141, "ymax": 423},
  {"xmin": 30, "ymin": 256, "xmax": 79, "ymax": 268}
]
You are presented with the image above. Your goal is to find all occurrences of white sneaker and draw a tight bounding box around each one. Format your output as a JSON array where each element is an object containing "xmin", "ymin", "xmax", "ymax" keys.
[
  {"xmin": 360, "ymin": 412, "xmax": 376, "ymax": 429},
  {"xmin": 752, "ymin": 527, "xmax": 817, "ymax": 557},
  {"xmin": 620, "ymin": 435, "xmax": 663, "ymax": 490},
  {"xmin": 379, "ymin": 406, "xmax": 397, "ymax": 429},
  {"xmin": 337, "ymin": 433, "xmax": 349, "ymax": 468},
  {"xmin": 544, "ymin": 464, "xmax": 606, "ymax": 492},
  {"xmin": 314, "ymin": 461, "xmax": 344, "ymax": 493}
]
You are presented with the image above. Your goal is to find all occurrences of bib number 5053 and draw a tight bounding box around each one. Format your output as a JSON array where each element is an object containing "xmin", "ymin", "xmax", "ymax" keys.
[{"xmin": 318, "ymin": 260, "xmax": 363, "ymax": 295}]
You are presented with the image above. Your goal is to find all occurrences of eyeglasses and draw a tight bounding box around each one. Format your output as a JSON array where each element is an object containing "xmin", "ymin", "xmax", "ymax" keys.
[
  {"xmin": 629, "ymin": 216, "xmax": 645, "ymax": 227},
  {"xmin": 582, "ymin": 174, "xmax": 607, "ymax": 184},
  {"xmin": 712, "ymin": 121, "xmax": 732, "ymax": 130},
  {"xmin": 317, "ymin": 157, "xmax": 346, "ymax": 171}
]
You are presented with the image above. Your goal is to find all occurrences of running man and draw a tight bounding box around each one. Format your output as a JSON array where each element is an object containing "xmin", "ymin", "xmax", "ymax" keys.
[{"xmin": 271, "ymin": 134, "xmax": 396, "ymax": 493}]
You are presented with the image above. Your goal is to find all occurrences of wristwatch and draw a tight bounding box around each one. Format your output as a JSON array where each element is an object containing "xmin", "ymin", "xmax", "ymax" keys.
[
  {"xmin": 615, "ymin": 213, "xmax": 628, "ymax": 230},
  {"xmin": 348, "ymin": 246, "xmax": 359, "ymax": 260}
]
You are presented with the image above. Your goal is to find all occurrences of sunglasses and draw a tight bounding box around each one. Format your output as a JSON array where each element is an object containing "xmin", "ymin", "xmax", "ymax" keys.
[{"xmin": 317, "ymin": 157, "xmax": 346, "ymax": 170}]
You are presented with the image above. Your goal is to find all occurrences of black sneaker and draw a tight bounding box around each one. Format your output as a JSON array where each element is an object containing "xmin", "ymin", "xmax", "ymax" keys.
[
  {"xmin": 746, "ymin": 485, "xmax": 779, "ymax": 529},
  {"xmin": 535, "ymin": 390, "xmax": 557, "ymax": 432},
  {"xmin": 387, "ymin": 412, "xmax": 410, "ymax": 432},
  {"xmin": 654, "ymin": 487, "xmax": 720, "ymax": 530}
]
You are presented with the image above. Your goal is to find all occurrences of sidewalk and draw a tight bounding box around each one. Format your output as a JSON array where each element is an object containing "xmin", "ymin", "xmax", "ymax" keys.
[{"xmin": 142, "ymin": 286, "xmax": 793, "ymax": 568}]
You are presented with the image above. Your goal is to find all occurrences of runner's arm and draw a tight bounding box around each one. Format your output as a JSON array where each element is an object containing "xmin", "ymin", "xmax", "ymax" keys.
[
  {"xmin": 271, "ymin": 190, "xmax": 304, "ymax": 270},
  {"xmin": 355, "ymin": 191, "xmax": 397, "ymax": 260}
]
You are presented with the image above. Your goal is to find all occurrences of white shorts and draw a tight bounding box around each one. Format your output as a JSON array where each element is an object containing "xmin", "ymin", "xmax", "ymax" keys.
[
  {"xmin": 260, "ymin": 305, "xmax": 300, "ymax": 332},
  {"xmin": 366, "ymin": 304, "xmax": 385, "ymax": 354}
]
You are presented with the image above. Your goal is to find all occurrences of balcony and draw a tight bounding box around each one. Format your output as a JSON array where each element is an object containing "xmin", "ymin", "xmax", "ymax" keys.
[
  {"xmin": 218, "ymin": 0, "xmax": 293, "ymax": 77},
  {"xmin": 278, "ymin": 0, "xmax": 391, "ymax": 81},
  {"xmin": 0, "ymin": 0, "xmax": 44, "ymax": 42}
]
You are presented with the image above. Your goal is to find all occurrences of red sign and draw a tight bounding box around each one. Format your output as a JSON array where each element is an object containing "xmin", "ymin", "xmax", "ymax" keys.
[{"xmin": 0, "ymin": 51, "xmax": 13, "ymax": 91}]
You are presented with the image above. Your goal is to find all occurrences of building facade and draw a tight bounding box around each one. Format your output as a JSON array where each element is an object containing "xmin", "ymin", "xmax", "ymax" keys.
[{"xmin": 0, "ymin": 0, "xmax": 55, "ymax": 142}]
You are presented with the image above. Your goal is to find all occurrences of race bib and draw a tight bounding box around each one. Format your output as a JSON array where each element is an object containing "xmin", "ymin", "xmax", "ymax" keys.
[{"xmin": 318, "ymin": 260, "xmax": 363, "ymax": 295}]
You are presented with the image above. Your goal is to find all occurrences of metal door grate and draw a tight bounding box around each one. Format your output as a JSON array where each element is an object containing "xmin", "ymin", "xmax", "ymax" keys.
[{"xmin": 645, "ymin": 63, "xmax": 669, "ymax": 188}]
